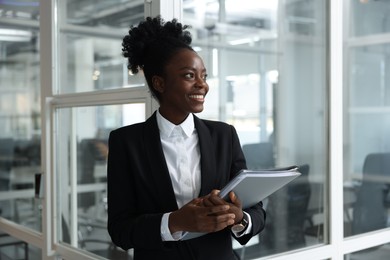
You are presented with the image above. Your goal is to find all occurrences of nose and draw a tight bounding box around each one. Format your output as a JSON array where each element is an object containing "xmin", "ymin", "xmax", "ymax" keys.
[{"xmin": 195, "ymin": 75, "xmax": 208, "ymax": 89}]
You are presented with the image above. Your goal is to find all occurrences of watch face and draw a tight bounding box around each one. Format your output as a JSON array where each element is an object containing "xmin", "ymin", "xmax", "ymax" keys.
[{"xmin": 232, "ymin": 224, "xmax": 245, "ymax": 233}]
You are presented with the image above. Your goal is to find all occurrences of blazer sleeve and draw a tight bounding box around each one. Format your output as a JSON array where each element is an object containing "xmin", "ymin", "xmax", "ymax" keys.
[{"xmin": 107, "ymin": 127, "xmax": 168, "ymax": 251}]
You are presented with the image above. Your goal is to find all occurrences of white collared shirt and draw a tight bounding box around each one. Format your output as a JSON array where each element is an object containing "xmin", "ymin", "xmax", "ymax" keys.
[
  {"xmin": 157, "ymin": 111, "xmax": 201, "ymax": 241},
  {"xmin": 157, "ymin": 110, "xmax": 201, "ymax": 209}
]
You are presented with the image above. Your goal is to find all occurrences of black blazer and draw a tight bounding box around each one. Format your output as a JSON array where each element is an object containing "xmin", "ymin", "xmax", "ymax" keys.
[{"xmin": 107, "ymin": 112, "xmax": 266, "ymax": 260}]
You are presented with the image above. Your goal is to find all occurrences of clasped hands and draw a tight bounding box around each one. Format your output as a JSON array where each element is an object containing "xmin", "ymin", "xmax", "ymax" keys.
[{"xmin": 169, "ymin": 190, "xmax": 244, "ymax": 234}]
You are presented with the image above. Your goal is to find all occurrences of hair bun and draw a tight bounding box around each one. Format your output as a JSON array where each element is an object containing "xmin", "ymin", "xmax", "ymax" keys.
[{"xmin": 122, "ymin": 16, "xmax": 192, "ymax": 74}]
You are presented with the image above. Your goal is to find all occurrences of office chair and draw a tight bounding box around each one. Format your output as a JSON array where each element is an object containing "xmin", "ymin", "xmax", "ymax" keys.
[
  {"xmin": 0, "ymin": 233, "xmax": 28, "ymax": 260},
  {"xmin": 0, "ymin": 138, "xmax": 14, "ymax": 191},
  {"xmin": 0, "ymin": 138, "xmax": 14, "ymax": 219},
  {"xmin": 78, "ymin": 138, "xmax": 108, "ymax": 211},
  {"xmin": 259, "ymin": 164, "xmax": 311, "ymax": 252},
  {"xmin": 61, "ymin": 215, "xmax": 131, "ymax": 260},
  {"xmin": 242, "ymin": 142, "xmax": 275, "ymax": 170},
  {"xmin": 352, "ymin": 152, "xmax": 390, "ymax": 235}
]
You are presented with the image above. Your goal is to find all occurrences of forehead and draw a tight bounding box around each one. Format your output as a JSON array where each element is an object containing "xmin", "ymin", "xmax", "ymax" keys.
[{"xmin": 166, "ymin": 49, "xmax": 206, "ymax": 70}]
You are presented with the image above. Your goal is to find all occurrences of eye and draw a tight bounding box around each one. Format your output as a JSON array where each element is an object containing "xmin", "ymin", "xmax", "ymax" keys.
[
  {"xmin": 184, "ymin": 73, "xmax": 194, "ymax": 79},
  {"xmin": 202, "ymin": 74, "xmax": 208, "ymax": 81}
]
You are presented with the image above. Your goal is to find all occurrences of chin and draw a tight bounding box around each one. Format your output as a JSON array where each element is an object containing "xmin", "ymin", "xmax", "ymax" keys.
[{"xmin": 191, "ymin": 107, "xmax": 204, "ymax": 113}]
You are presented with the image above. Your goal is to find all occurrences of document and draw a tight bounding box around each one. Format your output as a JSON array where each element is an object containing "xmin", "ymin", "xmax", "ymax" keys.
[
  {"xmin": 219, "ymin": 165, "xmax": 301, "ymax": 208},
  {"xmin": 181, "ymin": 165, "xmax": 301, "ymax": 240}
]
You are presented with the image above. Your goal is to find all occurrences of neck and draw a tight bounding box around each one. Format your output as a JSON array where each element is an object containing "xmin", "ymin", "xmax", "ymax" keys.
[{"xmin": 158, "ymin": 108, "xmax": 189, "ymax": 125}]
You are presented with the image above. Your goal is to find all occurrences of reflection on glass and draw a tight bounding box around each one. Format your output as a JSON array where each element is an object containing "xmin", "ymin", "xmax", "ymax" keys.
[
  {"xmin": 0, "ymin": 27, "xmax": 41, "ymax": 231},
  {"xmin": 184, "ymin": 0, "xmax": 328, "ymax": 258},
  {"xmin": 345, "ymin": 243, "xmax": 390, "ymax": 260},
  {"xmin": 183, "ymin": 0, "xmax": 278, "ymax": 48},
  {"xmin": 349, "ymin": 0, "xmax": 390, "ymax": 37},
  {"xmin": 59, "ymin": 35, "xmax": 145, "ymax": 94},
  {"xmin": 65, "ymin": 0, "xmax": 143, "ymax": 29},
  {"xmin": 59, "ymin": 0, "xmax": 146, "ymax": 94},
  {"xmin": 0, "ymin": 2, "xmax": 39, "ymax": 21},
  {"xmin": 344, "ymin": 44, "xmax": 390, "ymax": 237},
  {"xmin": 0, "ymin": 234, "xmax": 42, "ymax": 260},
  {"xmin": 56, "ymin": 104, "xmax": 144, "ymax": 258}
]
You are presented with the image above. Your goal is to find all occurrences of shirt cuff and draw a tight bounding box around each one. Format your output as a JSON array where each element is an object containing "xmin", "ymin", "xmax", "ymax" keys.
[
  {"xmin": 231, "ymin": 211, "xmax": 252, "ymax": 237},
  {"xmin": 160, "ymin": 212, "xmax": 183, "ymax": 241}
]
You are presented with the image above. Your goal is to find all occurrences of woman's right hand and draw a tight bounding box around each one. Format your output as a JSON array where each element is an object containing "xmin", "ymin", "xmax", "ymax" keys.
[{"xmin": 168, "ymin": 197, "xmax": 235, "ymax": 234}]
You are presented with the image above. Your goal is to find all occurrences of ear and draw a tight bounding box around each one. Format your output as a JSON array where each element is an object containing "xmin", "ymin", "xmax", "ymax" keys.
[{"xmin": 152, "ymin": 76, "xmax": 165, "ymax": 93}]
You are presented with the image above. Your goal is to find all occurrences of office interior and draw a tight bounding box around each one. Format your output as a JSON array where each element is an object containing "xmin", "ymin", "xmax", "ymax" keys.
[{"xmin": 0, "ymin": 0, "xmax": 389, "ymax": 259}]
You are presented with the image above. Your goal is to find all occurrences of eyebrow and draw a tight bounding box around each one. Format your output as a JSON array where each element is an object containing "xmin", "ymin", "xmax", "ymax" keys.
[{"xmin": 179, "ymin": 66, "xmax": 207, "ymax": 72}]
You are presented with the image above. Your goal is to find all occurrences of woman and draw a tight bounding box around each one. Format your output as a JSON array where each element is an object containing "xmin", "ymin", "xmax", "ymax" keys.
[{"xmin": 107, "ymin": 16, "xmax": 266, "ymax": 260}]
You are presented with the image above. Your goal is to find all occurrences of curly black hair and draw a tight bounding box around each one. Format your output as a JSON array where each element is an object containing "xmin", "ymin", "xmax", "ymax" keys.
[{"xmin": 122, "ymin": 16, "xmax": 193, "ymax": 100}]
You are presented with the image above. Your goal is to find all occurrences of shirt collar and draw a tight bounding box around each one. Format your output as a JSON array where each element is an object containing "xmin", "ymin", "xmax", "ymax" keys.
[{"xmin": 156, "ymin": 110, "xmax": 195, "ymax": 138}]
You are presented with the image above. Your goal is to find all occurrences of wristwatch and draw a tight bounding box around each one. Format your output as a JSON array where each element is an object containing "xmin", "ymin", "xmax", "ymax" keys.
[{"xmin": 231, "ymin": 216, "xmax": 248, "ymax": 233}]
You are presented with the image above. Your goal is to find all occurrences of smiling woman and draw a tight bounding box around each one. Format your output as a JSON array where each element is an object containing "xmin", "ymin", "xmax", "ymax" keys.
[
  {"xmin": 107, "ymin": 16, "xmax": 266, "ymax": 260},
  {"xmin": 154, "ymin": 49, "xmax": 209, "ymax": 124}
]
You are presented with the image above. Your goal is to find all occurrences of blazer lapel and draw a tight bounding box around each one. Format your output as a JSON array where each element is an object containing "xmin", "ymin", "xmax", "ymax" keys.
[
  {"xmin": 144, "ymin": 113, "xmax": 178, "ymax": 210},
  {"xmin": 194, "ymin": 115, "xmax": 218, "ymax": 196}
]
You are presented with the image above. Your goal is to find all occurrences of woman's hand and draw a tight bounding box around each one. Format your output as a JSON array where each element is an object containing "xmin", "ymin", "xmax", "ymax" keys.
[
  {"xmin": 202, "ymin": 190, "xmax": 244, "ymax": 224},
  {"xmin": 169, "ymin": 197, "xmax": 235, "ymax": 233}
]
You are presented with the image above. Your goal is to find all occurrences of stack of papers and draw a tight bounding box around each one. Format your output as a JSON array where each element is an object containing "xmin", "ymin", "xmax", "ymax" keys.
[{"xmin": 181, "ymin": 165, "xmax": 301, "ymax": 240}]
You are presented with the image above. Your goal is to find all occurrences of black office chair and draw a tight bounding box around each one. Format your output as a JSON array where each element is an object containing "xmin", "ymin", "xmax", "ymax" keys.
[
  {"xmin": 351, "ymin": 152, "xmax": 390, "ymax": 235},
  {"xmin": 0, "ymin": 138, "xmax": 14, "ymax": 218},
  {"xmin": 61, "ymin": 215, "xmax": 131, "ymax": 260},
  {"xmin": 259, "ymin": 164, "xmax": 311, "ymax": 252},
  {"xmin": 78, "ymin": 138, "xmax": 108, "ymax": 211},
  {"xmin": 0, "ymin": 138, "xmax": 14, "ymax": 191},
  {"xmin": 242, "ymin": 142, "xmax": 275, "ymax": 170},
  {"xmin": 0, "ymin": 232, "xmax": 28, "ymax": 260}
]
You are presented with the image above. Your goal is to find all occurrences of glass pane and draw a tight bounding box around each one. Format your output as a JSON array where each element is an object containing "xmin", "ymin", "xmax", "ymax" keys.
[
  {"xmin": 56, "ymin": 104, "xmax": 144, "ymax": 259},
  {"xmin": 345, "ymin": 243, "xmax": 390, "ymax": 260},
  {"xmin": 0, "ymin": 2, "xmax": 39, "ymax": 21},
  {"xmin": 344, "ymin": 44, "xmax": 390, "ymax": 237},
  {"xmin": 65, "ymin": 0, "xmax": 143, "ymax": 28},
  {"xmin": 345, "ymin": 0, "xmax": 390, "ymax": 239},
  {"xmin": 59, "ymin": 34, "xmax": 146, "ymax": 94},
  {"xmin": 58, "ymin": 0, "xmax": 145, "ymax": 94},
  {"xmin": 0, "ymin": 233, "xmax": 42, "ymax": 260},
  {"xmin": 0, "ymin": 26, "xmax": 41, "ymax": 231},
  {"xmin": 349, "ymin": 0, "xmax": 390, "ymax": 37},
  {"xmin": 184, "ymin": 0, "xmax": 278, "ymax": 49},
  {"xmin": 185, "ymin": 0, "xmax": 328, "ymax": 257}
]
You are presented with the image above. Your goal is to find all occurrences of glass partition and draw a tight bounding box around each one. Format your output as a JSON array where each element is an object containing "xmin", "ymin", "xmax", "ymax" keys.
[
  {"xmin": 349, "ymin": 0, "xmax": 390, "ymax": 37},
  {"xmin": 57, "ymin": 0, "xmax": 145, "ymax": 94},
  {"xmin": 344, "ymin": 0, "xmax": 390, "ymax": 238},
  {"xmin": 55, "ymin": 104, "xmax": 144, "ymax": 258},
  {"xmin": 184, "ymin": 0, "xmax": 328, "ymax": 257},
  {"xmin": 0, "ymin": 23, "xmax": 41, "ymax": 231},
  {"xmin": 0, "ymin": 234, "xmax": 42, "ymax": 260},
  {"xmin": 64, "ymin": 0, "xmax": 143, "ymax": 28},
  {"xmin": 0, "ymin": 2, "xmax": 39, "ymax": 21},
  {"xmin": 344, "ymin": 243, "xmax": 390, "ymax": 260},
  {"xmin": 58, "ymin": 34, "xmax": 146, "ymax": 94}
]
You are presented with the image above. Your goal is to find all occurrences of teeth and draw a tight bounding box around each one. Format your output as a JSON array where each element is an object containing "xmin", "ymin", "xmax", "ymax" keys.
[{"xmin": 189, "ymin": 95, "xmax": 203, "ymax": 99}]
